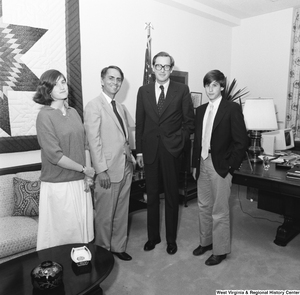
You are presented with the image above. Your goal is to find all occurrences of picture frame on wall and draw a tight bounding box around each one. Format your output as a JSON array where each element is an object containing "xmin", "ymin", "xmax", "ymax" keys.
[{"xmin": 191, "ymin": 92, "xmax": 202, "ymax": 108}]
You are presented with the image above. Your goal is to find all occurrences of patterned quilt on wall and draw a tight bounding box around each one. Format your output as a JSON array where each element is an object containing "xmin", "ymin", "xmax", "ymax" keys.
[{"xmin": 0, "ymin": 0, "xmax": 82, "ymax": 153}]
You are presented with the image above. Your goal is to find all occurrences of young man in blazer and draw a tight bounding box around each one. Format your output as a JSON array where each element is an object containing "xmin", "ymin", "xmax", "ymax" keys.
[
  {"xmin": 84, "ymin": 66, "xmax": 134, "ymax": 261},
  {"xmin": 136, "ymin": 52, "xmax": 194, "ymax": 255},
  {"xmin": 192, "ymin": 70, "xmax": 248, "ymax": 266}
]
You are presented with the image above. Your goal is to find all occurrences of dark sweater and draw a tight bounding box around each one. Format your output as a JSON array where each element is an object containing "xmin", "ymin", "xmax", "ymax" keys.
[{"xmin": 36, "ymin": 106, "xmax": 86, "ymax": 183}]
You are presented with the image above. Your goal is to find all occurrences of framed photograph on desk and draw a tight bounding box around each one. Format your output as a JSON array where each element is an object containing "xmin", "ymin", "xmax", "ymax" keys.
[{"xmin": 191, "ymin": 92, "xmax": 202, "ymax": 108}]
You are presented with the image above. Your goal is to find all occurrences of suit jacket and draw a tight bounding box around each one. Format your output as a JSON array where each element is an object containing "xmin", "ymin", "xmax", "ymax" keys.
[
  {"xmin": 192, "ymin": 98, "xmax": 248, "ymax": 179},
  {"xmin": 84, "ymin": 93, "xmax": 132, "ymax": 182},
  {"xmin": 135, "ymin": 80, "xmax": 194, "ymax": 164}
]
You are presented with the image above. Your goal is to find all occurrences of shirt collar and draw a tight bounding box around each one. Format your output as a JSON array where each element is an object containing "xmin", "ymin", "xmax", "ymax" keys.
[
  {"xmin": 209, "ymin": 95, "xmax": 222, "ymax": 109},
  {"xmin": 155, "ymin": 79, "xmax": 170, "ymax": 92},
  {"xmin": 102, "ymin": 91, "xmax": 114, "ymax": 105}
]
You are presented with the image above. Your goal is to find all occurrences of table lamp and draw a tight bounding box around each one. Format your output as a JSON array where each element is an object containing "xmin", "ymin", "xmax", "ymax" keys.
[{"xmin": 243, "ymin": 98, "xmax": 278, "ymax": 162}]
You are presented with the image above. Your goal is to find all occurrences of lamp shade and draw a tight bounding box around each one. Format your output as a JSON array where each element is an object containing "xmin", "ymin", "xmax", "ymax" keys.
[{"xmin": 243, "ymin": 98, "xmax": 278, "ymax": 130}]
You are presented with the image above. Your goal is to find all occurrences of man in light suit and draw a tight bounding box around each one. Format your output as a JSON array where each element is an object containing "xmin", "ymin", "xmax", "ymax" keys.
[
  {"xmin": 84, "ymin": 66, "xmax": 134, "ymax": 261},
  {"xmin": 136, "ymin": 52, "xmax": 194, "ymax": 255},
  {"xmin": 191, "ymin": 70, "xmax": 248, "ymax": 266}
]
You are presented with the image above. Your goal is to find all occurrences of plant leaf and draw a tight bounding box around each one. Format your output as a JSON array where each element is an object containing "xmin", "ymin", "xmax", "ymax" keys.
[{"xmin": 224, "ymin": 78, "xmax": 248, "ymax": 103}]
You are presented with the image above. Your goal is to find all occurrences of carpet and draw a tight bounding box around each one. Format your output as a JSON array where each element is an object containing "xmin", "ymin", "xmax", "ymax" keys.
[{"xmin": 101, "ymin": 184, "xmax": 300, "ymax": 294}]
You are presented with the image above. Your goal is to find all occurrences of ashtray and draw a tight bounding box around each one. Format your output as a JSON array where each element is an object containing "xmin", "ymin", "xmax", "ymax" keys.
[
  {"xmin": 71, "ymin": 246, "xmax": 92, "ymax": 266},
  {"xmin": 71, "ymin": 261, "xmax": 92, "ymax": 275}
]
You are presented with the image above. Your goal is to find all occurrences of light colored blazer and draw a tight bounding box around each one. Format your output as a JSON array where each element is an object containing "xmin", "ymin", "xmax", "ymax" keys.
[{"xmin": 84, "ymin": 93, "xmax": 132, "ymax": 182}]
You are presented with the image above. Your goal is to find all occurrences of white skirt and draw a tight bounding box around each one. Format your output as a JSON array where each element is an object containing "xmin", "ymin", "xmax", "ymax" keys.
[{"xmin": 37, "ymin": 179, "xmax": 94, "ymax": 251}]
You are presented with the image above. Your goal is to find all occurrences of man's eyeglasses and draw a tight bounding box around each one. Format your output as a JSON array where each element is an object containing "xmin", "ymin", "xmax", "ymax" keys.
[{"xmin": 154, "ymin": 64, "xmax": 172, "ymax": 71}]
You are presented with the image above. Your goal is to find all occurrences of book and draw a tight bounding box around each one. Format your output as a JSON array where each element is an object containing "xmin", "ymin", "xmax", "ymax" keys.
[
  {"xmin": 286, "ymin": 175, "xmax": 300, "ymax": 180},
  {"xmin": 286, "ymin": 164, "xmax": 300, "ymax": 179}
]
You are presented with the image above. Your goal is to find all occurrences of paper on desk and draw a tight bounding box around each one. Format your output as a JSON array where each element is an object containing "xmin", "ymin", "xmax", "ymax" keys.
[
  {"xmin": 282, "ymin": 155, "xmax": 298, "ymax": 162},
  {"xmin": 258, "ymin": 155, "xmax": 285, "ymax": 163},
  {"xmin": 271, "ymin": 158, "xmax": 285, "ymax": 163}
]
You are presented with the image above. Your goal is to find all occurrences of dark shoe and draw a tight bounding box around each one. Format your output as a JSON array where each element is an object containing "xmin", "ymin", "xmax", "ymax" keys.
[
  {"xmin": 144, "ymin": 239, "xmax": 161, "ymax": 251},
  {"xmin": 192, "ymin": 244, "xmax": 213, "ymax": 256},
  {"xmin": 166, "ymin": 243, "xmax": 177, "ymax": 255},
  {"xmin": 205, "ymin": 254, "xmax": 227, "ymax": 266},
  {"xmin": 111, "ymin": 252, "xmax": 132, "ymax": 261}
]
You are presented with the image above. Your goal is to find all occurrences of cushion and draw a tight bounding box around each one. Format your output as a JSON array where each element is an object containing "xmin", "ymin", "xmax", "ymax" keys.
[
  {"xmin": 0, "ymin": 174, "xmax": 15, "ymax": 218},
  {"xmin": 0, "ymin": 216, "xmax": 38, "ymax": 258},
  {"xmin": 16, "ymin": 171, "xmax": 41, "ymax": 181},
  {"xmin": 12, "ymin": 177, "xmax": 40, "ymax": 216}
]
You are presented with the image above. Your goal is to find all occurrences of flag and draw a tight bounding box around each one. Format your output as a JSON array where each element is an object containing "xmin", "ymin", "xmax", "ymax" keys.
[{"xmin": 143, "ymin": 31, "xmax": 152, "ymax": 85}]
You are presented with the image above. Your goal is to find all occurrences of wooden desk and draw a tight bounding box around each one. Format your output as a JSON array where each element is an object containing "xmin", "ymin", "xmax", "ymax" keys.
[
  {"xmin": 233, "ymin": 160, "xmax": 300, "ymax": 246},
  {"xmin": 0, "ymin": 243, "xmax": 114, "ymax": 295}
]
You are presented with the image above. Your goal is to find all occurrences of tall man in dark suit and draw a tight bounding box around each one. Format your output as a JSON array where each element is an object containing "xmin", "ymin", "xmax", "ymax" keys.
[
  {"xmin": 135, "ymin": 52, "xmax": 194, "ymax": 255},
  {"xmin": 192, "ymin": 70, "xmax": 248, "ymax": 266}
]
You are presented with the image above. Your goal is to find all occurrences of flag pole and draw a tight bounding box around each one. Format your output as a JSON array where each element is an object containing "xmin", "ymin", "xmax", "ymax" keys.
[
  {"xmin": 145, "ymin": 22, "xmax": 154, "ymax": 36},
  {"xmin": 143, "ymin": 22, "xmax": 154, "ymax": 85}
]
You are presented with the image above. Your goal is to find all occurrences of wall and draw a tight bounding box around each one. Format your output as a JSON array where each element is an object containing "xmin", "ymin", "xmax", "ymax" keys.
[
  {"xmin": 0, "ymin": 0, "xmax": 232, "ymax": 168},
  {"xmin": 0, "ymin": 1, "xmax": 295, "ymax": 168},
  {"xmin": 231, "ymin": 8, "xmax": 294, "ymax": 129},
  {"xmin": 79, "ymin": 0, "xmax": 232, "ymax": 116}
]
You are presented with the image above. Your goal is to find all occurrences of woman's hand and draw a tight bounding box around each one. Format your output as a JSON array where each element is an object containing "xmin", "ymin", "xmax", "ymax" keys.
[
  {"xmin": 83, "ymin": 166, "xmax": 95, "ymax": 178},
  {"xmin": 84, "ymin": 176, "xmax": 94, "ymax": 192}
]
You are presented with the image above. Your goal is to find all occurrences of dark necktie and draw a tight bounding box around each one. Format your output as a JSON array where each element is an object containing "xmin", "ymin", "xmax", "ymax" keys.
[
  {"xmin": 157, "ymin": 85, "xmax": 165, "ymax": 116},
  {"xmin": 111, "ymin": 100, "xmax": 126, "ymax": 136}
]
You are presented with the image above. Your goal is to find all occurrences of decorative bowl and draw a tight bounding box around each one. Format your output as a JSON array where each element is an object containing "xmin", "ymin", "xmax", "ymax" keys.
[
  {"xmin": 71, "ymin": 246, "xmax": 92, "ymax": 266},
  {"xmin": 31, "ymin": 260, "xmax": 63, "ymax": 290}
]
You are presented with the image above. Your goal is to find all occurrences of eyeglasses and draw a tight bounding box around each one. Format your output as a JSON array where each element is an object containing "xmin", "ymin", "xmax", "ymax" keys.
[{"xmin": 154, "ymin": 64, "xmax": 172, "ymax": 71}]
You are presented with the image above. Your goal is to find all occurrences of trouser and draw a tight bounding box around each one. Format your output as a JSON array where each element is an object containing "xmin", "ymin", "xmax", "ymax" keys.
[
  {"xmin": 94, "ymin": 160, "xmax": 133, "ymax": 252},
  {"xmin": 196, "ymin": 155, "xmax": 232, "ymax": 255},
  {"xmin": 144, "ymin": 140, "xmax": 181, "ymax": 244}
]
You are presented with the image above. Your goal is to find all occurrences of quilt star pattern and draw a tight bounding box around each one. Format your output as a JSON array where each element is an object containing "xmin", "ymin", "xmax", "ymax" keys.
[
  {"xmin": 0, "ymin": 0, "xmax": 83, "ymax": 153},
  {"xmin": 0, "ymin": 14, "xmax": 47, "ymax": 136}
]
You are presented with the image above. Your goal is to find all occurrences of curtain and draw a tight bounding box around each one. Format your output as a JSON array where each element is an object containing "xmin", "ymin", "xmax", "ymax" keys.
[{"xmin": 286, "ymin": 8, "xmax": 300, "ymax": 141}]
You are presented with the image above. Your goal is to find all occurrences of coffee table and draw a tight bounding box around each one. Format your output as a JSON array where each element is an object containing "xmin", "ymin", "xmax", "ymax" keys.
[{"xmin": 0, "ymin": 243, "xmax": 114, "ymax": 295}]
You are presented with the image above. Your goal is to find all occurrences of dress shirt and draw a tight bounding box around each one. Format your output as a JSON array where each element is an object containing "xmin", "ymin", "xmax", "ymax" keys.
[
  {"xmin": 102, "ymin": 91, "xmax": 115, "ymax": 108},
  {"xmin": 202, "ymin": 96, "xmax": 222, "ymax": 148},
  {"xmin": 155, "ymin": 80, "xmax": 170, "ymax": 103},
  {"xmin": 102, "ymin": 91, "xmax": 126, "ymax": 136}
]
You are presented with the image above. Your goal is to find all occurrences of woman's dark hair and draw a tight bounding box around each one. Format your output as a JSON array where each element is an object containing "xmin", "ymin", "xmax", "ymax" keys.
[
  {"xmin": 101, "ymin": 66, "xmax": 124, "ymax": 81},
  {"xmin": 33, "ymin": 69, "xmax": 66, "ymax": 105},
  {"xmin": 203, "ymin": 70, "xmax": 226, "ymax": 88},
  {"xmin": 152, "ymin": 51, "xmax": 175, "ymax": 68}
]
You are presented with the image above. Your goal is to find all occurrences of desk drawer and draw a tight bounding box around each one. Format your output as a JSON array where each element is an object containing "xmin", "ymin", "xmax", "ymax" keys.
[
  {"xmin": 258, "ymin": 190, "xmax": 300, "ymax": 219},
  {"xmin": 233, "ymin": 175, "xmax": 278, "ymax": 192}
]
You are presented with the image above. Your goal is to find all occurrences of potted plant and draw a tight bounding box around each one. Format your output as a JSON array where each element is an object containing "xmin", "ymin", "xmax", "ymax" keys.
[{"xmin": 223, "ymin": 78, "xmax": 249, "ymax": 106}]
